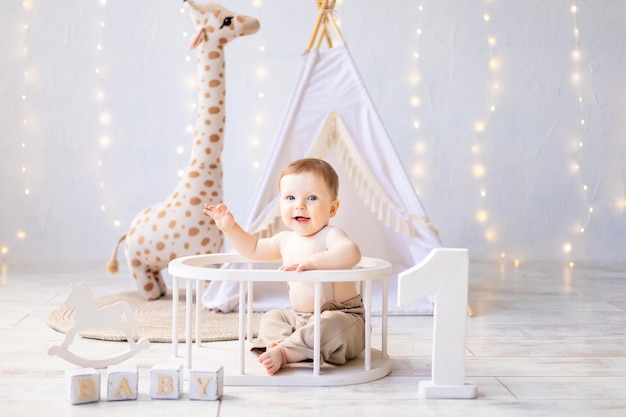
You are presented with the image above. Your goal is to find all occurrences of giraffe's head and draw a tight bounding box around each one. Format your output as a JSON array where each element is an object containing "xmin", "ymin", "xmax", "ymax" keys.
[{"xmin": 186, "ymin": 1, "xmax": 260, "ymax": 50}]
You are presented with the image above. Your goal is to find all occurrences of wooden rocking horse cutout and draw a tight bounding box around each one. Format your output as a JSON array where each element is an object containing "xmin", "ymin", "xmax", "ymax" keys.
[{"xmin": 48, "ymin": 283, "xmax": 150, "ymax": 368}]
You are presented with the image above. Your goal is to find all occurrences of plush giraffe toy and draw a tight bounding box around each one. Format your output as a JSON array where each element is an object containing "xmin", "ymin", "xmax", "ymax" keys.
[{"xmin": 107, "ymin": 1, "xmax": 260, "ymax": 300}]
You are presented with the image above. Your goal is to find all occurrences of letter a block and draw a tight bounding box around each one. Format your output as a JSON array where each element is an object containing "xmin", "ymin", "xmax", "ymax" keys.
[
  {"xmin": 107, "ymin": 364, "xmax": 138, "ymax": 401},
  {"xmin": 65, "ymin": 368, "xmax": 100, "ymax": 405},
  {"xmin": 189, "ymin": 366, "xmax": 224, "ymax": 401},
  {"xmin": 150, "ymin": 364, "xmax": 183, "ymax": 400}
]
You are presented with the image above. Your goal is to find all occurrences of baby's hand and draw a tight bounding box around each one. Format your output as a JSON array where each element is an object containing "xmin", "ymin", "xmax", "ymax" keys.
[
  {"xmin": 203, "ymin": 203, "xmax": 235, "ymax": 231},
  {"xmin": 279, "ymin": 259, "xmax": 315, "ymax": 272}
]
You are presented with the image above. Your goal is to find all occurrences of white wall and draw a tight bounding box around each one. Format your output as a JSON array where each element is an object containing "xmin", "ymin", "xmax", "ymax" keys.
[{"xmin": 1, "ymin": 0, "xmax": 624, "ymax": 264}]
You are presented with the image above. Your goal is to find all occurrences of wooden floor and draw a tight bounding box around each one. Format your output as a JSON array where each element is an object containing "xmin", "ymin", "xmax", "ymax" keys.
[{"xmin": 1, "ymin": 258, "xmax": 625, "ymax": 416}]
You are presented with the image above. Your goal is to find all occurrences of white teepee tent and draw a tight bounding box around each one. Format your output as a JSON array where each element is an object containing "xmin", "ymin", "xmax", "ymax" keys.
[{"xmin": 202, "ymin": 0, "xmax": 442, "ymax": 314}]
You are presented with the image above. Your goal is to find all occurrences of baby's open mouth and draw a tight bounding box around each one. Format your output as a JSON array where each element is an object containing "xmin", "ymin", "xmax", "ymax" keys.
[{"xmin": 294, "ymin": 216, "xmax": 310, "ymax": 222}]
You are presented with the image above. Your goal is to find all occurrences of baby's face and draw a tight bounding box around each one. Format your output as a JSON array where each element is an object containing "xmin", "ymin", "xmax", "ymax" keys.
[{"xmin": 279, "ymin": 172, "xmax": 339, "ymax": 236}]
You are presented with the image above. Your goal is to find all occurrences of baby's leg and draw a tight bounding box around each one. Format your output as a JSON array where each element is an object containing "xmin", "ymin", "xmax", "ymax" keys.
[{"xmin": 252, "ymin": 309, "xmax": 297, "ymax": 351}]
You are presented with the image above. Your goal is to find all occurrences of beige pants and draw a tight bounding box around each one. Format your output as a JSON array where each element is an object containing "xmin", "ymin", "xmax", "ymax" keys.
[{"xmin": 252, "ymin": 295, "xmax": 365, "ymax": 365}]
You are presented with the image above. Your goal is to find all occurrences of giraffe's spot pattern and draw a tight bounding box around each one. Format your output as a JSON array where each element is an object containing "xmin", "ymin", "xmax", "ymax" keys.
[
  {"xmin": 210, "ymin": 134, "xmax": 220, "ymax": 142},
  {"xmin": 209, "ymin": 106, "xmax": 220, "ymax": 114},
  {"xmin": 190, "ymin": 197, "xmax": 202, "ymax": 205},
  {"xmin": 189, "ymin": 227, "xmax": 200, "ymax": 237}
]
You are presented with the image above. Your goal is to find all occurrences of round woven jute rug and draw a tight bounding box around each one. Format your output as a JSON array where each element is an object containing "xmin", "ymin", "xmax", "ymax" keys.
[{"xmin": 47, "ymin": 290, "xmax": 262, "ymax": 343}]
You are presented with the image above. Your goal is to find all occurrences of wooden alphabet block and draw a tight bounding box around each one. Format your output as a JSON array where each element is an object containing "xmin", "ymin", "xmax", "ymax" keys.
[
  {"xmin": 107, "ymin": 364, "xmax": 138, "ymax": 401},
  {"xmin": 189, "ymin": 366, "xmax": 224, "ymax": 401},
  {"xmin": 150, "ymin": 364, "xmax": 182, "ymax": 400},
  {"xmin": 65, "ymin": 368, "xmax": 100, "ymax": 405}
]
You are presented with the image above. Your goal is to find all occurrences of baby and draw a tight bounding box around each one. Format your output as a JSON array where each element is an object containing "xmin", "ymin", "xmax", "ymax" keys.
[{"xmin": 203, "ymin": 158, "xmax": 364, "ymax": 374}]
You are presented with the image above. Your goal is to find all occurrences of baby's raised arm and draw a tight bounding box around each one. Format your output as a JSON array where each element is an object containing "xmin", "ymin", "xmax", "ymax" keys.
[{"xmin": 203, "ymin": 203, "xmax": 281, "ymax": 262}]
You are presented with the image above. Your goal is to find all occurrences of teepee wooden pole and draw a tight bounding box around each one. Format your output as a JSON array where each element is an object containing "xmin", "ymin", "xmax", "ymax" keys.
[{"xmin": 306, "ymin": 0, "xmax": 329, "ymax": 52}]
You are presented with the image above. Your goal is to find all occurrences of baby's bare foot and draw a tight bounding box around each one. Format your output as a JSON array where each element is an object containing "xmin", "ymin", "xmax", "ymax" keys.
[{"xmin": 258, "ymin": 344, "xmax": 286, "ymax": 375}]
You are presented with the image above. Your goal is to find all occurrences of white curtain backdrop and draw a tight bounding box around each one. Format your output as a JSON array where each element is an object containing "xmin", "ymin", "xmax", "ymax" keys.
[{"xmin": 1, "ymin": 0, "xmax": 624, "ymax": 266}]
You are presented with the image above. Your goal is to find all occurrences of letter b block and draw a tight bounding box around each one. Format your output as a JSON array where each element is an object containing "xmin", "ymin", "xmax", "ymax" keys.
[
  {"xmin": 189, "ymin": 366, "xmax": 224, "ymax": 401},
  {"xmin": 150, "ymin": 364, "xmax": 183, "ymax": 400},
  {"xmin": 107, "ymin": 364, "xmax": 138, "ymax": 401},
  {"xmin": 65, "ymin": 368, "xmax": 100, "ymax": 405}
]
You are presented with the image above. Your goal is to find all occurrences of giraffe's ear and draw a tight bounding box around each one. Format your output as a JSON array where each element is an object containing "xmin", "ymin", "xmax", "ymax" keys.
[{"xmin": 189, "ymin": 28, "xmax": 206, "ymax": 49}]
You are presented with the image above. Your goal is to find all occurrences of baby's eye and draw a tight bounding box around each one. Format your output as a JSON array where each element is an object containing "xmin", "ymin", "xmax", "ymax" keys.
[
  {"xmin": 307, "ymin": 195, "xmax": 318, "ymax": 201},
  {"xmin": 285, "ymin": 195, "xmax": 295, "ymax": 201}
]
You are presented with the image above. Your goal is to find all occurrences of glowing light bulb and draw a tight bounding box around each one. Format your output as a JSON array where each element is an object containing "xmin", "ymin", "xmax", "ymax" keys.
[
  {"xmin": 483, "ymin": 13, "xmax": 491, "ymax": 22},
  {"xmin": 416, "ymin": 28, "xmax": 422, "ymax": 35},
  {"xmin": 259, "ymin": 46, "xmax": 265, "ymax": 52},
  {"xmin": 24, "ymin": 188, "xmax": 30, "ymax": 195},
  {"xmin": 176, "ymin": 146, "xmax": 184, "ymax": 154},
  {"xmin": 500, "ymin": 252, "xmax": 506, "ymax": 258},
  {"xmin": 16, "ymin": 231, "xmax": 27, "ymax": 239},
  {"xmin": 113, "ymin": 220, "xmax": 121, "ymax": 227},
  {"xmin": 472, "ymin": 164, "xmax": 486, "ymax": 178},
  {"xmin": 1, "ymin": 246, "xmax": 8, "ymax": 255},
  {"xmin": 100, "ymin": 205, "xmax": 106, "ymax": 212},
  {"xmin": 474, "ymin": 121, "xmax": 486, "ymax": 133},
  {"xmin": 471, "ymin": 145, "xmax": 480, "ymax": 154},
  {"xmin": 476, "ymin": 210, "xmax": 488, "ymax": 223},
  {"xmin": 480, "ymin": 189, "xmax": 486, "ymax": 197},
  {"xmin": 488, "ymin": 36, "xmax": 496, "ymax": 46},
  {"xmin": 514, "ymin": 259, "xmax": 520, "ymax": 267},
  {"xmin": 253, "ymin": 161, "xmax": 260, "ymax": 168},
  {"xmin": 570, "ymin": 5, "xmax": 578, "ymax": 13},
  {"xmin": 489, "ymin": 58, "xmax": 501, "ymax": 72},
  {"xmin": 99, "ymin": 113, "xmax": 111, "ymax": 125},
  {"xmin": 563, "ymin": 242, "xmax": 572, "ymax": 253},
  {"xmin": 410, "ymin": 96, "xmax": 421, "ymax": 107},
  {"xmin": 569, "ymin": 261, "xmax": 575, "ymax": 268},
  {"xmin": 490, "ymin": 105, "xmax": 496, "ymax": 112},
  {"xmin": 412, "ymin": 164, "xmax": 424, "ymax": 178},
  {"xmin": 413, "ymin": 121, "xmax": 420, "ymax": 129}
]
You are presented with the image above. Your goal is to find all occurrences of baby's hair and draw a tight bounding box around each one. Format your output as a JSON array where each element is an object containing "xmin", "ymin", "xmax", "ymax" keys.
[{"xmin": 279, "ymin": 158, "xmax": 339, "ymax": 200}]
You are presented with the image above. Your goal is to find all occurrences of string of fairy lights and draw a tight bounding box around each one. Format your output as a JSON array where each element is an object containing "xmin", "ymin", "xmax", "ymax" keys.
[
  {"xmin": 2, "ymin": 1, "xmax": 621, "ymax": 265},
  {"xmin": 564, "ymin": 1, "xmax": 591, "ymax": 268},
  {"xmin": 94, "ymin": 0, "xmax": 118, "ymax": 230},
  {"xmin": 408, "ymin": 3, "xmax": 427, "ymax": 193},
  {"xmin": 2, "ymin": 1, "xmax": 34, "ymax": 258},
  {"xmin": 474, "ymin": 1, "xmax": 505, "ymax": 263}
]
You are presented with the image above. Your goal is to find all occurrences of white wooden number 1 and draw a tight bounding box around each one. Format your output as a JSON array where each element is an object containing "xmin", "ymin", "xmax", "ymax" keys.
[{"xmin": 398, "ymin": 248, "xmax": 478, "ymax": 399}]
